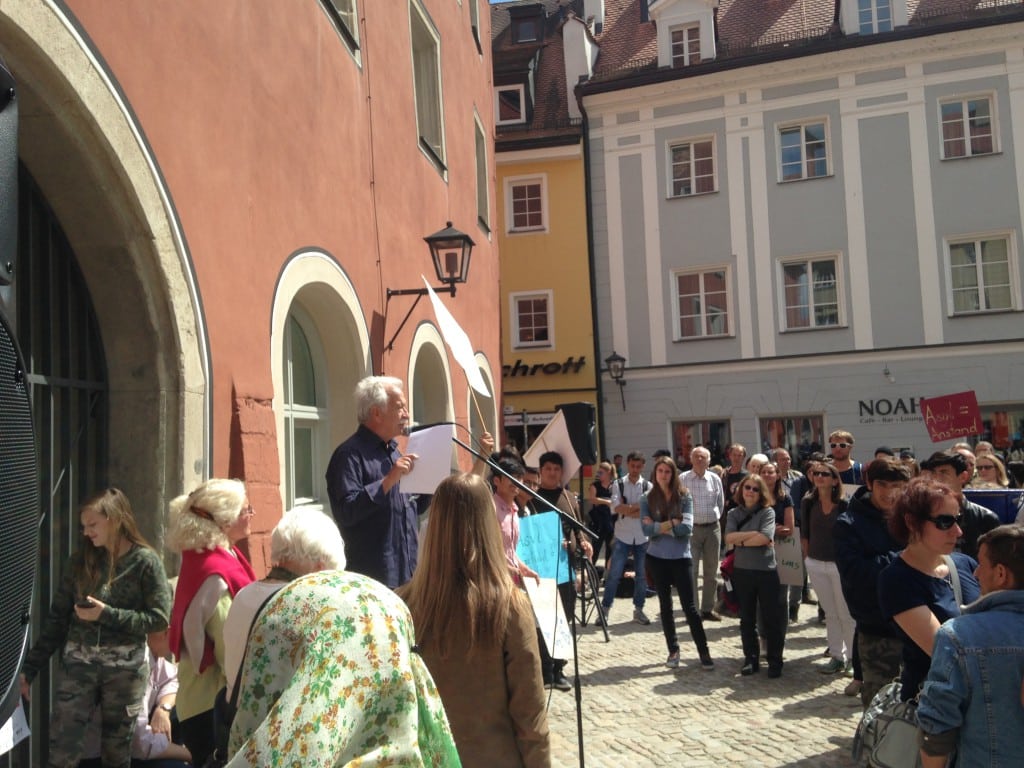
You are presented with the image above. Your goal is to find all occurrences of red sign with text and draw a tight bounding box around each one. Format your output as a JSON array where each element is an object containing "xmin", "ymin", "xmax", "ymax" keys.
[{"xmin": 920, "ymin": 391, "xmax": 982, "ymax": 443}]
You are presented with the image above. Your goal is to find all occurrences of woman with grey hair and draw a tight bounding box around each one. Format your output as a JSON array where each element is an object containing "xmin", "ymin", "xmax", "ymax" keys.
[
  {"xmin": 223, "ymin": 508, "xmax": 346, "ymax": 691},
  {"xmin": 167, "ymin": 478, "xmax": 256, "ymax": 766}
]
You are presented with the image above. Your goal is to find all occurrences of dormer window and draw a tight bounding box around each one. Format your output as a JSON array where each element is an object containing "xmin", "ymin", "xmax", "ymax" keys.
[
  {"xmin": 859, "ymin": 0, "xmax": 893, "ymax": 34},
  {"xmin": 507, "ymin": 4, "xmax": 545, "ymax": 44},
  {"xmin": 671, "ymin": 24, "xmax": 701, "ymax": 67},
  {"xmin": 514, "ymin": 17, "xmax": 540, "ymax": 43},
  {"xmin": 841, "ymin": 0, "xmax": 905, "ymax": 35},
  {"xmin": 649, "ymin": 0, "xmax": 717, "ymax": 68}
]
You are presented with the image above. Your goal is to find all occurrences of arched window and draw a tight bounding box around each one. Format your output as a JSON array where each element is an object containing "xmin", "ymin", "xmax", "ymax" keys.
[{"xmin": 282, "ymin": 308, "xmax": 329, "ymax": 508}]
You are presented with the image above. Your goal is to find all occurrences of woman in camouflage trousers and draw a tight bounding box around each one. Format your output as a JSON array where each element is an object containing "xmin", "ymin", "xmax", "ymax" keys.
[{"xmin": 20, "ymin": 488, "xmax": 172, "ymax": 768}]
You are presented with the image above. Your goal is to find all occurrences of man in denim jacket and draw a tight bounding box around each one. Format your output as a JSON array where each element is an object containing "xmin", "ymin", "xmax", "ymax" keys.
[{"xmin": 917, "ymin": 525, "xmax": 1024, "ymax": 767}]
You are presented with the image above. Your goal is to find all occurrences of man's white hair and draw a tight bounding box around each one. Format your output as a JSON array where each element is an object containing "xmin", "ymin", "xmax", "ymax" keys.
[{"xmin": 354, "ymin": 376, "xmax": 404, "ymax": 424}]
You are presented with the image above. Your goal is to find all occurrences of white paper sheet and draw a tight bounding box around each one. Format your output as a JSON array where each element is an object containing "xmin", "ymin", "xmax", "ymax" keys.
[
  {"xmin": 524, "ymin": 576, "xmax": 574, "ymax": 660},
  {"xmin": 0, "ymin": 700, "xmax": 30, "ymax": 756},
  {"xmin": 400, "ymin": 423, "xmax": 455, "ymax": 495}
]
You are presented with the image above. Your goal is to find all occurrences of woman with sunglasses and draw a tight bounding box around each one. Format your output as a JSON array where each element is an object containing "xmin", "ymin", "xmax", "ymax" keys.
[
  {"xmin": 641, "ymin": 456, "xmax": 715, "ymax": 671},
  {"xmin": 800, "ymin": 462, "xmax": 855, "ymax": 674},
  {"xmin": 970, "ymin": 454, "xmax": 1010, "ymax": 489},
  {"xmin": 878, "ymin": 478, "xmax": 980, "ymax": 701},
  {"xmin": 167, "ymin": 479, "xmax": 256, "ymax": 765},
  {"xmin": 724, "ymin": 474, "xmax": 785, "ymax": 677}
]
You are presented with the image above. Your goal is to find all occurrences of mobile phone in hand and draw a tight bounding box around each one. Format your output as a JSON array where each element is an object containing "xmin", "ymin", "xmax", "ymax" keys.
[{"xmin": 76, "ymin": 597, "xmax": 93, "ymax": 608}]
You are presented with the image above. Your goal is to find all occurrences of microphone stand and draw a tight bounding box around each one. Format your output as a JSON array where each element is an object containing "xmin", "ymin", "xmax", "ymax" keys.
[{"xmin": 453, "ymin": 437, "xmax": 592, "ymax": 768}]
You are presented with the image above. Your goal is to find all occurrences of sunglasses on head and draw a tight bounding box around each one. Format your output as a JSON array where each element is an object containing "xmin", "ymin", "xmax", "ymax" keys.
[
  {"xmin": 811, "ymin": 470, "xmax": 835, "ymax": 478},
  {"xmin": 927, "ymin": 513, "xmax": 963, "ymax": 531},
  {"xmin": 830, "ymin": 442, "xmax": 851, "ymax": 449}
]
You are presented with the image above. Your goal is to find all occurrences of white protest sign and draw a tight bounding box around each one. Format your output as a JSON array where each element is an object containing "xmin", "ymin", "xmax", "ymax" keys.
[{"xmin": 524, "ymin": 577, "xmax": 574, "ymax": 660}]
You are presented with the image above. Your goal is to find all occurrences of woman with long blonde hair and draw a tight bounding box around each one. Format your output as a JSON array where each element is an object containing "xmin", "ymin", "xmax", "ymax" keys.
[
  {"xmin": 399, "ymin": 473, "xmax": 550, "ymax": 768},
  {"xmin": 20, "ymin": 488, "xmax": 171, "ymax": 767}
]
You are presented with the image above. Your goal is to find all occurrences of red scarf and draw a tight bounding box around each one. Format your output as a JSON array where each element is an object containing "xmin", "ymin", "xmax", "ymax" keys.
[{"xmin": 169, "ymin": 546, "xmax": 255, "ymax": 672}]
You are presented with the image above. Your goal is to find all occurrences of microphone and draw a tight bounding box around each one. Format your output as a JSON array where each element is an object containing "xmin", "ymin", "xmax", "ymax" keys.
[{"xmin": 402, "ymin": 420, "xmax": 456, "ymax": 436}]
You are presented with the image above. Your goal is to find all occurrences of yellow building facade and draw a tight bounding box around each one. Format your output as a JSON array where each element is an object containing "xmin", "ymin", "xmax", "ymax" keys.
[{"xmin": 496, "ymin": 144, "xmax": 598, "ymax": 464}]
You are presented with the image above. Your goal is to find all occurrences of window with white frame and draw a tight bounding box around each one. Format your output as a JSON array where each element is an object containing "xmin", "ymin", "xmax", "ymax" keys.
[
  {"xmin": 947, "ymin": 234, "xmax": 1016, "ymax": 314},
  {"xmin": 858, "ymin": 0, "xmax": 893, "ymax": 34},
  {"xmin": 322, "ymin": 0, "xmax": 359, "ymax": 54},
  {"xmin": 469, "ymin": 0, "xmax": 482, "ymax": 54},
  {"xmin": 670, "ymin": 24, "xmax": 701, "ymax": 67},
  {"xmin": 475, "ymin": 114, "xmax": 489, "ymax": 231},
  {"xmin": 506, "ymin": 176, "xmax": 546, "ymax": 232},
  {"xmin": 283, "ymin": 311, "xmax": 329, "ymax": 509},
  {"xmin": 674, "ymin": 268, "xmax": 730, "ymax": 339},
  {"xmin": 781, "ymin": 255, "xmax": 841, "ymax": 330},
  {"xmin": 778, "ymin": 120, "xmax": 829, "ymax": 181},
  {"xmin": 940, "ymin": 96, "xmax": 995, "ymax": 159},
  {"xmin": 669, "ymin": 138, "xmax": 715, "ymax": 197},
  {"xmin": 495, "ymin": 85, "xmax": 526, "ymax": 125},
  {"xmin": 410, "ymin": 1, "xmax": 445, "ymax": 170},
  {"xmin": 511, "ymin": 291, "xmax": 553, "ymax": 348}
]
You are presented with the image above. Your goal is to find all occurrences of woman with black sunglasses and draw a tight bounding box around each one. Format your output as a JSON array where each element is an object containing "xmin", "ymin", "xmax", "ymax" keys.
[
  {"xmin": 878, "ymin": 478, "xmax": 981, "ymax": 701},
  {"xmin": 800, "ymin": 462, "xmax": 855, "ymax": 675},
  {"xmin": 724, "ymin": 474, "xmax": 785, "ymax": 677}
]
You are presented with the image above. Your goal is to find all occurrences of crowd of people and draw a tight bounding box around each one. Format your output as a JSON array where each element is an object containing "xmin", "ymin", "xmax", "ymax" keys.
[{"xmin": 17, "ymin": 373, "xmax": 1024, "ymax": 767}]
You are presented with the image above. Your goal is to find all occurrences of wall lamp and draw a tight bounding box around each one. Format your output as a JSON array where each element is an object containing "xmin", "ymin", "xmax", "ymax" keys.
[
  {"xmin": 883, "ymin": 364, "xmax": 896, "ymax": 383},
  {"xmin": 605, "ymin": 350, "xmax": 627, "ymax": 409},
  {"xmin": 384, "ymin": 222, "xmax": 475, "ymax": 353}
]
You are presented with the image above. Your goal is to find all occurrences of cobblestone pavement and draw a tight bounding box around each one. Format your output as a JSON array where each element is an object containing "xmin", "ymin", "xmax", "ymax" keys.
[{"xmin": 543, "ymin": 599, "xmax": 864, "ymax": 767}]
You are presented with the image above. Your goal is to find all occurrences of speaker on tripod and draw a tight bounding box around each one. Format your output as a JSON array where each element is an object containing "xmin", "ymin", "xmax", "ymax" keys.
[
  {"xmin": 0, "ymin": 57, "xmax": 38, "ymax": 727},
  {"xmin": 555, "ymin": 402, "xmax": 597, "ymax": 465}
]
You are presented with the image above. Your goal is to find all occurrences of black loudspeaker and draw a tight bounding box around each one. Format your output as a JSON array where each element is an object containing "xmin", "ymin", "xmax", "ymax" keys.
[
  {"xmin": 556, "ymin": 401, "xmax": 597, "ymax": 465},
  {"xmin": 0, "ymin": 308, "xmax": 38, "ymax": 725},
  {"xmin": 0, "ymin": 57, "xmax": 16, "ymax": 286}
]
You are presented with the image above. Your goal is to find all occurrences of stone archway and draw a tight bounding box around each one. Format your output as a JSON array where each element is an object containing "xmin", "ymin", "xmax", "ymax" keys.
[{"xmin": 0, "ymin": 4, "xmax": 208, "ymax": 541}]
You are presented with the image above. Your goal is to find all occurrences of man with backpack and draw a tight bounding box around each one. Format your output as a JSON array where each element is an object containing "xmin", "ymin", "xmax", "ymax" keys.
[{"xmin": 601, "ymin": 451, "xmax": 653, "ymax": 625}]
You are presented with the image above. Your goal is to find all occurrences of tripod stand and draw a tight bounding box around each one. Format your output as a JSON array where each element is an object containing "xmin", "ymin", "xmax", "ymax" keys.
[{"xmin": 573, "ymin": 550, "xmax": 608, "ymax": 639}]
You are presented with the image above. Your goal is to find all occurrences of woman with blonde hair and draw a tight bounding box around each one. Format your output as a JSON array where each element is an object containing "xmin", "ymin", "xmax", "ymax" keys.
[
  {"xmin": 972, "ymin": 453, "xmax": 1010, "ymax": 488},
  {"xmin": 167, "ymin": 478, "xmax": 256, "ymax": 766},
  {"xmin": 399, "ymin": 473, "xmax": 550, "ymax": 768},
  {"xmin": 20, "ymin": 488, "xmax": 171, "ymax": 768}
]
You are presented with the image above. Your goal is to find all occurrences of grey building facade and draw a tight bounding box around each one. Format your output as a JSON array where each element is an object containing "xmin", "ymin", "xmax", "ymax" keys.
[{"xmin": 579, "ymin": 0, "xmax": 1024, "ymax": 466}]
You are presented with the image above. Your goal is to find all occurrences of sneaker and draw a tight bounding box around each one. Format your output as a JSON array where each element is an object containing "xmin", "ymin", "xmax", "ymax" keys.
[
  {"xmin": 633, "ymin": 608, "xmax": 651, "ymax": 625},
  {"xmin": 740, "ymin": 660, "xmax": 759, "ymax": 676},
  {"xmin": 552, "ymin": 673, "xmax": 572, "ymax": 692},
  {"xmin": 601, "ymin": 603, "xmax": 612, "ymax": 621},
  {"xmin": 820, "ymin": 658, "xmax": 846, "ymax": 674},
  {"xmin": 699, "ymin": 651, "xmax": 715, "ymax": 670},
  {"xmin": 666, "ymin": 651, "xmax": 680, "ymax": 669},
  {"xmin": 844, "ymin": 679, "xmax": 863, "ymax": 697},
  {"xmin": 700, "ymin": 610, "xmax": 721, "ymax": 622},
  {"xmin": 767, "ymin": 665, "xmax": 782, "ymax": 679}
]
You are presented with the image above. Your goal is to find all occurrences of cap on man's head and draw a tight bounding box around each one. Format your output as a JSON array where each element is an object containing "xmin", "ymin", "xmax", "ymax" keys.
[
  {"xmin": 874, "ymin": 446, "xmax": 895, "ymax": 457},
  {"xmin": 921, "ymin": 450, "xmax": 968, "ymax": 475}
]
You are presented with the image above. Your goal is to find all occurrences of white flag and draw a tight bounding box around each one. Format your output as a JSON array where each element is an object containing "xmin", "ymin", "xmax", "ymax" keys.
[
  {"xmin": 424, "ymin": 276, "xmax": 491, "ymax": 397},
  {"xmin": 522, "ymin": 410, "xmax": 581, "ymax": 482}
]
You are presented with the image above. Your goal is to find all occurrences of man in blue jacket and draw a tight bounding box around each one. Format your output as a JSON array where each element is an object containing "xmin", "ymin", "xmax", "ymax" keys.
[
  {"xmin": 834, "ymin": 457, "xmax": 911, "ymax": 706},
  {"xmin": 917, "ymin": 524, "xmax": 1024, "ymax": 767}
]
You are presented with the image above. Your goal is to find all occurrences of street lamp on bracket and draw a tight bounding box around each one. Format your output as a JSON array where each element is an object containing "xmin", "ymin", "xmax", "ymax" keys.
[{"xmin": 605, "ymin": 350, "xmax": 627, "ymax": 409}]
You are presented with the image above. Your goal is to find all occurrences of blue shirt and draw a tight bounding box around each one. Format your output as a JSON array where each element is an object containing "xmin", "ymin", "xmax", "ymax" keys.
[
  {"xmin": 917, "ymin": 589, "xmax": 1024, "ymax": 767},
  {"xmin": 640, "ymin": 492, "xmax": 693, "ymax": 559},
  {"xmin": 878, "ymin": 553, "xmax": 980, "ymax": 700},
  {"xmin": 326, "ymin": 424, "xmax": 426, "ymax": 588}
]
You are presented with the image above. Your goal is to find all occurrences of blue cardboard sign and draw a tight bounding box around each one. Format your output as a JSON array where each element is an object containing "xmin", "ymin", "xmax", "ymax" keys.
[{"xmin": 517, "ymin": 512, "xmax": 571, "ymax": 585}]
